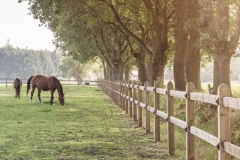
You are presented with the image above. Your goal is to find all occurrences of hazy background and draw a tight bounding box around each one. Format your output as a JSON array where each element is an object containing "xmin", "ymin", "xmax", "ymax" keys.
[{"xmin": 0, "ymin": 1, "xmax": 55, "ymax": 51}]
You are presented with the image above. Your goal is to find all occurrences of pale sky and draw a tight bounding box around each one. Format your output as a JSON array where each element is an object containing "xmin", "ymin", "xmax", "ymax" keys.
[{"xmin": 0, "ymin": 1, "xmax": 55, "ymax": 51}]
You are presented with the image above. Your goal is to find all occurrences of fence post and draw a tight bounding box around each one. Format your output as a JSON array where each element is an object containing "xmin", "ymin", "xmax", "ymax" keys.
[
  {"xmin": 144, "ymin": 81, "xmax": 150, "ymax": 134},
  {"xmin": 106, "ymin": 81, "xmax": 109, "ymax": 96},
  {"xmin": 108, "ymin": 81, "xmax": 110, "ymax": 97},
  {"xmin": 104, "ymin": 80, "xmax": 106, "ymax": 94},
  {"xmin": 128, "ymin": 80, "xmax": 133, "ymax": 117},
  {"xmin": 186, "ymin": 82, "xmax": 195, "ymax": 159},
  {"xmin": 78, "ymin": 78, "xmax": 80, "ymax": 90},
  {"xmin": 105, "ymin": 80, "xmax": 107, "ymax": 95},
  {"xmin": 125, "ymin": 81, "xmax": 129, "ymax": 114},
  {"xmin": 111, "ymin": 81, "xmax": 114, "ymax": 100},
  {"xmin": 133, "ymin": 81, "xmax": 137, "ymax": 122},
  {"xmin": 122, "ymin": 81, "xmax": 126, "ymax": 111},
  {"xmin": 6, "ymin": 78, "xmax": 7, "ymax": 88},
  {"xmin": 117, "ymin": 81, "xmax": 121, "ymax": 107},
  {"xmin": 107, "ymin": 81, "xmax": 109, "ymax": 97},
  {"xmin": 113, "ymin": 81, "xmax": 116, "ymax": 104},
  {"xmin": 138, "ymin": 81, "xmax": 143, "ymax": 127},
  {"xmin": 99, "ymin": 80, "xmax": 102, "ymax": 90},
  {"xmin": 112, "ymin": 81, "xmax": 114, "ymax": 102},
  {"xmin": 116, "ymin": 81, "xmax": 119, "ymax": 106},
  {"xmin": 167, "ymin": 81, "xmax": 174, "ymax": 155},
  {"xmin": 109, "ymin": 81, "xmax": 111, "ymax": 98},
  {"xmin": 154, "ymin": 81, "xmax": 160, "ymax": 142},
  {"xmin": 119, "ymin": 81, "xmax": 123, "ymax": 108},
  {"xmin": 218, "ymin": 83, "xmax": 230, "ymax": 159},
  {"xmin": 102, "ymin": 80, "xmax": 104, "ymax": 93},
  {"xmin": 110, "ymin": 81, "xmax": 113, "ymax": 99}
]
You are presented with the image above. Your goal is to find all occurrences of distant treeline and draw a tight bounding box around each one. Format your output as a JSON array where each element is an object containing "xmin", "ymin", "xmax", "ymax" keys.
[{"xmin": 0, "ymin": 44, "xmax": 62, "ymax": 79}]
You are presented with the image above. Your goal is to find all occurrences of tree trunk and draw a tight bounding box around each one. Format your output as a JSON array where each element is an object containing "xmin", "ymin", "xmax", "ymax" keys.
[
  {"xmin": 218, "ymin": 54, "xmax": 231, "ymax": 88},
  {"xmin": 111, "ymin": 70, "xmax": 117, "ymax": 80},
  {"xmin": 124, "ymin": 64, "xmax": 130, "ymax": 81},
  {"xmin": 110, "ymin": 61, "xmax": 124, "ymax": 81},
  {"xmin": 146, "ymin": 56, "xmax": 152, "ymax": 84},
  {"xmin": 118, "ymin": 62, "xmax": 124, "ymax": 80},
  {"xmin": 143, "ymin": 1, "xmax": 169, "ymax": 85},
  {"xmin": 186, "ymin": 53, "xmax": 201, "ymax": 90},
  {"xmin": 152, "ymin": 54, "xmax": 166, "ymax": 86},
  {"xmin": 212, "ymin": 42, "xmax": 232, "ymax": 94},
  {"xmin": 108, "ymin": 2, "xmax": 170, "ymax": 85},
  {"xmin": 212, "ymin": 53, "xmax": 220, "ymax": 94},
  {"xmin": 173, "ymin": 0, "xmax": 188, "ymax": 91},
  {"xmin": 205, "ymin": 0, "xmax": 240, "ymax": 95},
  {"xmin": 186, "ymin": 0, "xmax": 201, "ymax": 90},
  {"xmin": 101, "ymin": 58, "xmax": 108, "ymax": 79},
  {"xmin": 217, "ymin": 42, "xmax": 232, "ymax": 89},
  {"xmin": 134, "ymin": 52, "xmax": 149, "ymax": 83}
]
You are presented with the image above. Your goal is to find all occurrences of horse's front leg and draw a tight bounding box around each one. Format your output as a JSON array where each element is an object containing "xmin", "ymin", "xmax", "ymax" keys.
[
  {"xmin": 18, "ymin": 88, "xmax": 21, "ymax": 99},
  {"xmin": 17, "ymin": 91, "xmax": 20, "ymax": 99},
  {"xmin": 50, "ymin": 90, "xmax": 55, "ymax": 105},
  {"xmin": 15, "ymin": 88, "xmax": 17, "ymax": 98},
  {"xmin": 37, "ymin": 89, "xmax": 43, "ymax": 104}
]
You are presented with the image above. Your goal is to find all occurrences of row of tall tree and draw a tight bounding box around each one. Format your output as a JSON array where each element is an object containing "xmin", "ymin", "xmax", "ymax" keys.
[
  {"xmin": 19, "ymin": 0, "xmax": 240, "ymax": 92},
  {"xmin": 0, "ymin": 42, "xmax": 62, "ymax": 79}
]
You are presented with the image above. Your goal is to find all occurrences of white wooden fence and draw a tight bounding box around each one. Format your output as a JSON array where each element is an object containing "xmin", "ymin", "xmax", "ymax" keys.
[
  {"xmin": 0, "ymin": 78, "xmax": 98, "ymax": 90},
  {"xmin": 98, "ymin": 80, "xmax": 240, "ymax": 159}
]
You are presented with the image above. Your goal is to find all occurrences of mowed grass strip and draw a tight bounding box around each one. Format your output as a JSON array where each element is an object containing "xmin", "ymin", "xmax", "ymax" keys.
[{"xmin": 0, "ymin": 85, "xmax": 177, "ymax": 160}]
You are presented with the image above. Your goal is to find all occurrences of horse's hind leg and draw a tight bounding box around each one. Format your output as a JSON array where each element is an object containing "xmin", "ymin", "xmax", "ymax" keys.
[
  {"xmin": 30, "ymin": 87, "xmax": 36, "ymax": 103},
  {"xmin": 37, "ymin": 89, "xmax": 43, "ymax": 104}
]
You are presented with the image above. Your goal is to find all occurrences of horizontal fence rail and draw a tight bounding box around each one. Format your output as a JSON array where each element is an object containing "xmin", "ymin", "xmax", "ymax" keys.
[
  {"xmin": 0, "ymin": 78, "xmax": 98, "ymax": 89},
  {"xmin": 97, "ymin": 80, "xmax": 240, "ymax": 159}
]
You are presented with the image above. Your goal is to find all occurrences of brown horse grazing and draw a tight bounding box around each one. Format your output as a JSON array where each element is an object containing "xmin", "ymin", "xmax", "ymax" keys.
[
  {"xmin": 13, "ymin": 77, "xmax": 22, "ymax": 98},
  {"xmin": 26, "ymin": 75, "xmax": 65, "ymax": 106}
]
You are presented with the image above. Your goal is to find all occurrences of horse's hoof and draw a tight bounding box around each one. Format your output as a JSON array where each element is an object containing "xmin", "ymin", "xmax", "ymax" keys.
[
  {"xmin": 30, "ymin": 100, "xmax": 32, "ymax": 103},
  {"xmin": 51, "ymin": 103, "xmax": 55, "ymax": 106}
]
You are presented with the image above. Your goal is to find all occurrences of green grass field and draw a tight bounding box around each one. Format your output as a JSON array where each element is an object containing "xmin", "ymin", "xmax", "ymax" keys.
[
  {"xmin": 0, "ymin": 85, "xmax": 182, "ymax": 160},
  {"xmin": 2, "ymin": 84, "xmax": 239, "ymax": 159}
]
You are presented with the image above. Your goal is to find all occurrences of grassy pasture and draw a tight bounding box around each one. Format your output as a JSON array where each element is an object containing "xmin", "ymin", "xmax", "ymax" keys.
[
  {"xmin": 0, "ymin": 85, "xmax": 180, "ymax": 160},
  {"xmin": 2, "ymin": 83, "xmax": 240, "ymax": 160}
]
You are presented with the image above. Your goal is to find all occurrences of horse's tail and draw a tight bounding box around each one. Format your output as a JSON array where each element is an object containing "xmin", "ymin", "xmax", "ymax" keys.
[{"xmin": 26, "ymin": 76, "xmax": 34, "ymax": 96}]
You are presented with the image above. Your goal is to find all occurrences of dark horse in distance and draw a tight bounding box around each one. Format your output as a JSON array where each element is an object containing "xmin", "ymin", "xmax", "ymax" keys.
[
  {"xmin": 27, "ymin": 75, "xmax": 65, "ymax": 106},
  {"xmin": 13, "ymin": 77, "xmax": 22, "ymax": 98}
]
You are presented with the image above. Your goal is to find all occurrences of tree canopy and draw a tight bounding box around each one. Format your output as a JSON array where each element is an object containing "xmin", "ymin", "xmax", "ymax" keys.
[{"xmin": 18, "ymin": 0, "xmax": 240, "ymax": 91}]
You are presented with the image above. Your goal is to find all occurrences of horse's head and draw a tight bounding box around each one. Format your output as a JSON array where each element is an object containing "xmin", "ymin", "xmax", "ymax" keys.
[{"xmin": 58, "ymin": 93, "xmax": 65, "ymax": 106}]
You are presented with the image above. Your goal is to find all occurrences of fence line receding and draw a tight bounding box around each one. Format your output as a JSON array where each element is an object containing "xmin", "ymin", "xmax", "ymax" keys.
[{"xmin": 98, "ymin": 80, "xmax": 240, "ymax": 160}]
